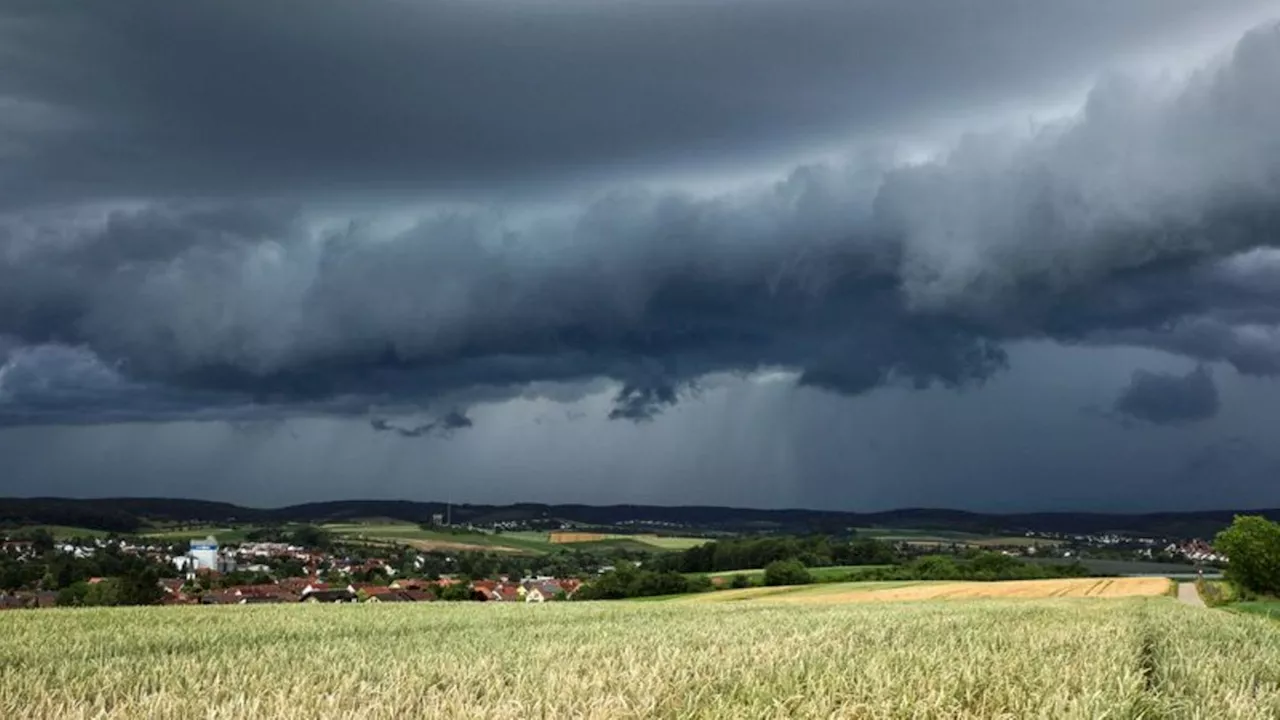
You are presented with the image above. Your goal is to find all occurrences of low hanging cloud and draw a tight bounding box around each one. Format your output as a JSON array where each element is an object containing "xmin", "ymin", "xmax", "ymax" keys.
[
  {"xmin": 369, "ymin": 411, "xmax": 473, "ymax": 439},
  {"xmin": 1113, "ymin": 366, "xmax": 1220, "ymax": 425},
  {"xmin": 1, "ymin": 21, "xmax": 1280, "ymax": 425}
]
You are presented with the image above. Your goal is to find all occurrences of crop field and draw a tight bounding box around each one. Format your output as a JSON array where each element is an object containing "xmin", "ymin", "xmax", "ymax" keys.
[
  {"xmin": 322, "ymin": 524, "xmax": 555, "ymax": 554},
  {"xmin": 322, "ymin": 525, "xmax": 706, "ymax": 554},
  {"xmin": 631, "ymin": 534, "xmax": 710, "ymax": 550},
  {"xmin": 548, "ymin": 531, "xmax": 709, "ymax": 549},
  {"xmin": 774, "ymin": 576, "xmax": 1172, "ymax": 603},
  {"xmin": 12, "ymin": 525, "xmax": 111, "ymax": 540},
  {"xmin": 3, "ymin": 597, "xmax": 1280, "ymax": 719},
  {"xmin": 140, "ymin": 526, "xmax": 251, "ymax": 543},
  {"xmin": 851, "ymin": 527, "xmax": 1059, "ymax": 547},
  {"xmin": 1028, "ymin": 557, "xmax": 1205, "ymax": 577},
  {"xmin": 679, "ymin": 576, "xmax": 1170, "ymax": 604},
  {"xmin": 548, "ymin": 530, "xmax": 609, "ymax": 543}
]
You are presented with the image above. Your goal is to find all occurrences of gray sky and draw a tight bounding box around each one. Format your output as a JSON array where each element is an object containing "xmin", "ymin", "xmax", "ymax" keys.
[{"xmin": 3, "ymin": 1, "xmax": 1280, "ymax": 511}]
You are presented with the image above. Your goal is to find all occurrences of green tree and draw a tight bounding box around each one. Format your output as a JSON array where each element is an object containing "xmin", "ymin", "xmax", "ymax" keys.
[
  {"xmin": 83, "ymin": 579, "xmax": 121, "ymax": 606},
  {"xmin": 116, "ymin": 565, "xmax": 164, "ymax": 606},
  {"xmin": 1215, "ymin": 515, "xmax": 1280, "ymax": 596},
  {"xmin": 27, "ymin": 528, "xmax": 56, "ymax": 555},
  {"xmin": 437, "ymin": 583, "xmax": 473, "ymax": 602},
  {"xmin": 763, "ymin": 559, "xmax": 811, "ymax": 586},
  {"xmin": 57, "ymin": 581, "xmax": 90, "ymax": 607},
  {"xmin": 908, "ymin": 556, "xmax": 961, "ymax": 580},
  {"xmin": 289, "ymin": 525, "xmax": 333, "ymax": 551}
]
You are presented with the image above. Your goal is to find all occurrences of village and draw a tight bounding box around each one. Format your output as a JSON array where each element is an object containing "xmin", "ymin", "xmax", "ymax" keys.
[
  {"xmin": 161, "ymin": 573, "xmax": 582, "ymax": 605},
  {"xmin": 0, "ymin": 531, "xmax": 584, "ymax": 610},
  {"xmin": 1, "ymin": 520, "xmax": 1226, "ymax": 611},
  {"xmin": 1019, "ymin": 530, "xmax": 1229, "ymax": 564}
]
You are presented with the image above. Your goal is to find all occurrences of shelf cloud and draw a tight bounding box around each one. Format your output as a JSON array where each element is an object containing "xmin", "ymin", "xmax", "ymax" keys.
[{"xmin": 2, "ymin": 1, "xmax": 1280, "ymax": 509}]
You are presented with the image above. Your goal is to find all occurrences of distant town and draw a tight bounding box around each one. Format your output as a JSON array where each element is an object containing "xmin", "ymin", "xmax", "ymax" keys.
[{"xmin": 0, "ymin": 509, "xmax": 1226, "ymax": 610}]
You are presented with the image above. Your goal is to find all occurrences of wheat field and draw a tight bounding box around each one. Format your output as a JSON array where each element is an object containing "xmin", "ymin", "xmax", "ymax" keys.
[
  {"xmin": 2, "ymin": 598, "xmax": 1279, "ymax": 719},
  {"xmin": 776, "ymin": 576, "xmax": 1173, "ymax": 603},
  {"xmin": 680, "ymin": 576, "xmax": 1170, "ymax": 604}
]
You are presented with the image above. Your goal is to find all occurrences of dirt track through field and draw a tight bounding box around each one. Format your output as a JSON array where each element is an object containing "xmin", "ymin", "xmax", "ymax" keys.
[
  {"xmin": 1177, "ymin": 582, "xmax": 1207, "ymax": 607},
  {"xmin": 769, "ymin": 577, "xmax": 1171, "ymax": 604}
]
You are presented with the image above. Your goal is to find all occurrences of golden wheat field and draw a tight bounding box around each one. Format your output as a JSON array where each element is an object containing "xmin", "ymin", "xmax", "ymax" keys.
[
  {"xmin": 780, "ymin": 576, "xmax": 1173, "ymax": 603},
  {"xmin": 3, "ymin": 596, "xmax": 1280, "ymax": 719},
  {"xmin": 680, "ymin": 576, "xmax": 1171, "ymax": 604}
]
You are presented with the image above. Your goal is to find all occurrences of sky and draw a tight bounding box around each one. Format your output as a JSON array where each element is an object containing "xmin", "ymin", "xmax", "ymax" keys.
[{"xmin": 3, "ymin": 0, "xmax": 1280, "ymax": 512}]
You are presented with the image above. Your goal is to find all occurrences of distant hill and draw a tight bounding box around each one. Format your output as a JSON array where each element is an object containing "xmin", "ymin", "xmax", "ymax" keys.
[{"xmin": 0, "ymin": 496, "xmax": 1274, "ymax": 538}]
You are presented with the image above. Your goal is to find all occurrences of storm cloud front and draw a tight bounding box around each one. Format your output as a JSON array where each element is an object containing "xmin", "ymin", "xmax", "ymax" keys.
[{"xmin": 2, "ymin": 1, "xmax": 1280, "ymax": 510}]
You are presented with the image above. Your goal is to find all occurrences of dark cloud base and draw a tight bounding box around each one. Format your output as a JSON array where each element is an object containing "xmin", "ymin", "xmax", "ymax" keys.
[
  {"xmin": 1, "ymin": 20, "xmax": 1280, "ymax": 427},
  {"xmin": 1113, "ymin": 365, "xmax": 1220, "ymax": 425}
]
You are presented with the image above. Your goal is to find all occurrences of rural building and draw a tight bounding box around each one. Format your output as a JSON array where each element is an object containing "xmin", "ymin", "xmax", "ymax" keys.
[{"xmin": 180, "ymin": 536, "xmax": 236, "ymax": 576}]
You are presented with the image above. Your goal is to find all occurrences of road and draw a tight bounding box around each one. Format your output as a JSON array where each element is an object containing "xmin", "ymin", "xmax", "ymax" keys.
[{"xmin": 1177, "ymin": 582, "xmax": 1206, "ymax": 607}]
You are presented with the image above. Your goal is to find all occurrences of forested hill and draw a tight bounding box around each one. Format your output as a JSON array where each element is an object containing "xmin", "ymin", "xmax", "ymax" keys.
[{"xmin": 0, "ymin": 496, "xmax": 1276, "ymax": 538}]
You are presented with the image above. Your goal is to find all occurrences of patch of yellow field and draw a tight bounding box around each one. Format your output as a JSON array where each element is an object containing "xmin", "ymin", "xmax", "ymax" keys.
[
  {"xmin": 548, "ymin": 531, "xmax": 608, "ymax": 543},
  {"xmin": 772, "ymin": 577, "xmax": 1171, "ymax": 604}
]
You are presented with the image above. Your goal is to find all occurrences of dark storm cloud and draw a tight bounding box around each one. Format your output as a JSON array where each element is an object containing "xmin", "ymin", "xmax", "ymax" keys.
[
  {"xmin": 369, "ymin": 410, "xmax": 473, "ymax": 439},
  {"xmin": 1087, "ymin": 251, "xmax": 1280, "ymax": 376},
  {"xmin": 2, "ymin": 18, "xmax": 1280, "ymax": 426},
  {"xmin": 608, "ymin": 382, "xmax": 681, "ymax": 423},
  {"xmin": 0, "ymin": 0, "xmax": 1271, "ymax": 204},
  {"xmin": 1113, "ymin": 365, "xmax": 1220, "ymax": 425}
]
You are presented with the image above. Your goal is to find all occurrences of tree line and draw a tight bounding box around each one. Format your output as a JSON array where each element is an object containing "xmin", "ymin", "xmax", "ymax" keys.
[
  {"xmin": 652, "ymin": 535, "xmax": 902, "ymax": 574},
  {"xmin": 572, "ymin": 532, "xmax": 1100, "ymax": 599}
]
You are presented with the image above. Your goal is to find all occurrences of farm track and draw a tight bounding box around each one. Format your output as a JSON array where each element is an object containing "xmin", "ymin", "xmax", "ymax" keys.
[{"xmin": 1178, "ymin": 582, "xmax": 1207, "ymax": 607}]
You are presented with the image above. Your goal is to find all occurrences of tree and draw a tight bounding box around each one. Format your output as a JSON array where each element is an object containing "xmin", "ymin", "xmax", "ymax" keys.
[
  {"xmin": 116, "ymin": 565, "xmax": 164, "ymax": 606},
  {"xmin": 57, "ymin": 582, "xmax": 90, "ymax": 607},
  {"xmin": 762, "ymin": 560, "xmax": 811, "ymax": 586},
  {"xmin": 457, "ymin": 553, "xmax": 497, "ymax": 581},
  {"xmin": 437, "ymin": 583, "xmax": 473, "ymax": 602},
  {"xmin": 83, "ymin": 579, "xmax": 121, "ymax": 606},
  {"xmin": 0, "ymin": 559, "xmax": 30, "ymax": 591},
  {"xmin": 908, "ymin": 555, "xmax": 961, "ymax": 581},
  {"xmin": 1215, "ymin": 515, "xmax": 1280, "ymax": 596},
  {"xmin": 289, "ymin": 525, "xmax": 332, "ymax": 551},
  {"xmin": 28, "ymin": 528, "xmax": 56, "ymax": 555}
]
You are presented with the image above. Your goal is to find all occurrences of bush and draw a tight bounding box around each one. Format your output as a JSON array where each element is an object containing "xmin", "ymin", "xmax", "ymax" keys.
[
  {"xmin": 763, "ymin": 560, "xmax": 812, "ymax": 586},
  {"xmin": 910, "ymin": 556, "xmax": 961, "ymax": 581},
  {"xmin": 1196, "ymin": 579, "xmax": 1235, "ymax": 607},
  {"xmin": 729, "ymin": 574, "xmax": 752, "ymax": 589}
]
